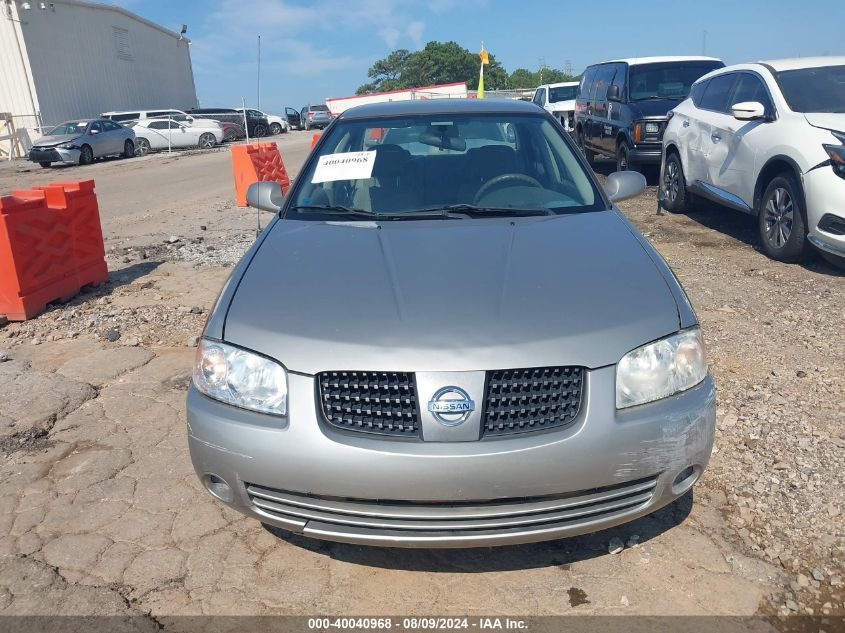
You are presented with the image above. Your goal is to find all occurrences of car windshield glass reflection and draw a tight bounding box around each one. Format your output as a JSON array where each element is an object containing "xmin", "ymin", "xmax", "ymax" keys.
[
  {"xmin": 289, "ymin": 113, "xmax": 603, "ymax": 220},
  {"xmin": 629, "ymin": 62, "xmax": 723, "ymax": 100},
  {"xmin": 48, "ymin": 122, "xmax": 89, "ymax": 136},
  {"xmin": 775, "ymin": 65, "xmax": 845, "ymax": 113},
  {"xmin": 549, "ymin": 86, "xmax": 578, "ymax": 102}
]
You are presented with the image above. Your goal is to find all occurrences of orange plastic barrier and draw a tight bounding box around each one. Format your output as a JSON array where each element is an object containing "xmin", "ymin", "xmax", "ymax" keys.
[
  {"xmin": 231, "ymin": 142, "xmax": 291, "ymax": 207},
  {"xmin": 0, "ymin": 180, "xmax": 108, "ymax": 321},
  {"xmin": 310, "ymin": 132, "xmax": 321, "ymax": 149}
]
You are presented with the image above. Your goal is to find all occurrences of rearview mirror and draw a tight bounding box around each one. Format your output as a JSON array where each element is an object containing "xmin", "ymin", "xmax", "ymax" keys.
[
  {"xmin": 605, "ymin": 171, "xmax": 647, "ymax": 203},
  {"xmin": 607, "ymin": 85, "xmax": 621, "ymax": 102},
  {"xmin": 246, "ymin": 181, "xmax": 284, "ymax": 213},
  {"xmin": 731, "ymin": 101, "xmax": 766, "ymax": 121}
]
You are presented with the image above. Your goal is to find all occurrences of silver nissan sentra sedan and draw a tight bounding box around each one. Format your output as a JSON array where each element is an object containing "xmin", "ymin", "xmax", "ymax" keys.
[{"xmin": 187, "ymin": 99, "xmax": 715, "ymax": 548}]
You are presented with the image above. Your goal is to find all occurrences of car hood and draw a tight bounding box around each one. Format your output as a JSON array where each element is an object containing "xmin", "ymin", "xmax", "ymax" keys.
[
  {"xmin": 223, "ymin": 211, "xmax": 681, "ymax": 374},
  {"xmin": 549, "ymin": 100, "xmax": 576, "ymax": 112},
  {"xmin": 628, "ymin": 99, "xmax": 684, "ymax": 119},
  {"xmin": 32, "ymin": 134, "xmax": 79, "ymax": 147},
  {"xmin": 804, "ymin": 113, "xmax": 845, "ymax": 134}
]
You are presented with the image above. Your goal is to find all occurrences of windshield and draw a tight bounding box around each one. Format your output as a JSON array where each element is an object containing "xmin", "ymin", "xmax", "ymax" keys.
[
  {"xmin": 629, "ymin": 62, "xmax": 724, "ymax": 100},
  {"xmin": 47, "ymin": 122, "xmax": 89, "ymax": 136},
  {"xmin": 549, "ymin": 85, "xmax": 578, "ymax": 102},
  {"xmin": 775, "ymin": 65, "xmax": 845, "ymax": 113},
  {"xmin": 288, "ymin": 113, "xmax": 602, "ymax": 221}
]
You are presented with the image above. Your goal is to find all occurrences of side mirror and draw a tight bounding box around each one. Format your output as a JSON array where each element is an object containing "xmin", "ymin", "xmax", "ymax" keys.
[
  {"xmin": 503, "ymin": 123, "xmax": 516, "ymax": 143},
  {"xmin": 731, "ymin": 101, "xmax": 766, "ymax": 121},
  {"xmin": 246, "ymin": 181, "xmax": 284, "ymax": 213},
  {"xmin": 607, "ymin": 85, "xmax": 621, "ymax": 102},
  {"xmin": 605, "ymin": 170, "xmax": 647, "ymax": 203}
]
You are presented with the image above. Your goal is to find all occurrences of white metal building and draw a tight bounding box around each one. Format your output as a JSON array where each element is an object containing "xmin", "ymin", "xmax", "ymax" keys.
[{"xmin": 0, "ymin": 0, "xmax": 197, "ymax": 155}]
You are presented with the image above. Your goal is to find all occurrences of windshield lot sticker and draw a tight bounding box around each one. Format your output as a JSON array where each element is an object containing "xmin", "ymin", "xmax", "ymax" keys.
[{"xmin": 311, "ymin": 151, "xmax": 376, "ymax": 183}]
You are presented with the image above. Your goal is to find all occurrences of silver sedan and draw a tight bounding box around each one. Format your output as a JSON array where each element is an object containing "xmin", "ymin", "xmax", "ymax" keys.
[{"xmin": 28, "ymin": 119, "xmax": 136, "ymax": 167}]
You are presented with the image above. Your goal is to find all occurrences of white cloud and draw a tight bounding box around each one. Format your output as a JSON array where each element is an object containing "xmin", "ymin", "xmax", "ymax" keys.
[{"xmin": 407, "ymin": 21, "xmax": 425, "ymax": 50}]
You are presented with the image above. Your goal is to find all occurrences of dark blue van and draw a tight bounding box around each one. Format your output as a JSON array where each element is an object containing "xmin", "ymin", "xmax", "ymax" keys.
[{"xmin": 574, "ymin": 57, "xmax": 724, "ymax": 172}]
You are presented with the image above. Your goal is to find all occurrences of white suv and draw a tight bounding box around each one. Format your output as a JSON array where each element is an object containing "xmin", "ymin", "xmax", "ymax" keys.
[{"xmin": 660, "ymin": 57, "xmax": 845, "ymax": 267}]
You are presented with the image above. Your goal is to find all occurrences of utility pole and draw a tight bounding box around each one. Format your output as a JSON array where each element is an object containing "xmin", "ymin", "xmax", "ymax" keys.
[
  {"xmin": 257, "ymin": 34, "xmax": 261, "ymax": 110},
  {"xmin": 539, "ymin": 56, "xmax": 546, "ymax": 84}
]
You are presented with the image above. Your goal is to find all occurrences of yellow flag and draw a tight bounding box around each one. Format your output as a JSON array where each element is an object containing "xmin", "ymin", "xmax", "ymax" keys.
[
  {"xmin": 478, "ymin": 44, "xmax": 488, "ymax": 99},
  {"xmin": 479, "ymin": 47, "xmax": 489, "ymax": 65}
]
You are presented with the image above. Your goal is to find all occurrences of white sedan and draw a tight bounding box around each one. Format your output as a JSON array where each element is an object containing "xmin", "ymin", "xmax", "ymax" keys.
[{"xmin": 131, "ymin": 119, "xmax": 224, "ymax": 155}]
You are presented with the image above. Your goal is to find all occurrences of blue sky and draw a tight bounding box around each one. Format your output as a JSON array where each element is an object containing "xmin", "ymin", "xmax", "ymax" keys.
[{"xmin": 118, "ymin": 0, "xmax": 843, "ymax": 114}]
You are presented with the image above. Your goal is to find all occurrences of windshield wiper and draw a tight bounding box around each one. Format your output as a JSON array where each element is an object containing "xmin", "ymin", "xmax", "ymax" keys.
[
  {"xmin": 290, "ymin": 204, "xmax": 381, "ymax": 219},
  {"xmin": 635, "ymin": 95, "xmax": 684, "ymax": 101},
  {"xmin": 427, "ymin": 204, "xmax": 554, "ymax": 217},
  {"xmin": 291, "ymin": 204, "xmax": 455, "ymax": 220}
]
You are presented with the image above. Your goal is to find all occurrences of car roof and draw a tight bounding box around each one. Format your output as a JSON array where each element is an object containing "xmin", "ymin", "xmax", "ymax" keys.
[
  {"xmin": 600, "ymin": 56, "xmax": 723, "ymax": 66},
  {"xmin": 757, "ymin": 56, "xmax": 845, "ymax": 71},
  {"xmin": 340, "ymin": 98, "xmax": 543, "ymax": 120},
  {"xmin": 540, "ymin": 82, "xmax": 579, "ymax": 88}
]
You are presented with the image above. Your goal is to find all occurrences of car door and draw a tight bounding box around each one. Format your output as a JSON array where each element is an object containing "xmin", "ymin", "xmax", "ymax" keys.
[
  {"xmin": 715, "ymin": 72, "xmax": 778, "ymax": 206},
  {"xmin": 103, "ymin": 120, "xmax": 126, "ymax": 153},
  {"xmin": 598, "ymin": 63, "xmax": 625, "ymax": 154},
  {"xmin": 587, "ymin": 65, "xmax": 615, "ymax": 150},
  {"xmin": 285, "ymin": 107, "xmax": 301, "ymax": 129},
  {"xmin": 695, "ymin": 73, "xmax": 739, "ymax": 191},
  {"xmin": 675, "ymin": 79, "xmax": 710, "ymax": 186},
  {"xmin": 576, "ymin": 67, "xmax": 596, "ymax": 145},
  {"xmin": 144, "ymin": 121, "xmax": 169, "ymax": 149},
  {"xmin": 86, "ymin": 121, "xmax": 109, "ymax": 157}
]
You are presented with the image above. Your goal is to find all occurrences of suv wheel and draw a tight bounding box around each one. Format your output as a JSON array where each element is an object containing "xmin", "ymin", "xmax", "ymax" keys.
[
  {"xmin": 304, "ymin": 119, "xmax": 310, "ymax": 131},
  {"xmin": 757, "ymin": 174, "xmax": 808, "ymax": 263},
  {"xmin": 662, "ymin": 152, "xmax": 688, "ymax": 213},
  {"xmin": 616, "ymin": 141, "xmax": 636, "ymax": 172}
]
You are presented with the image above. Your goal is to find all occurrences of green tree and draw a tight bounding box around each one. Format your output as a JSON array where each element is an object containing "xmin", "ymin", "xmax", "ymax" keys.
[{"xmin": 355, "ymin": 42, "xmax": 574, "ymax": 94}]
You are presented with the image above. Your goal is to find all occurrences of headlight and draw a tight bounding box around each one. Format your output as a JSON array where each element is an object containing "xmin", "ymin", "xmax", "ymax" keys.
[
  {"xmin": 645, "ymin": 122, "xmax": 660, "ymax": 134},
  {"xmin": 57, "ymin": 142, "xmax": 77, "ymax": 149},
  {"xmin": 823, "ymin": 143, "xmax": 845, "ymax": 179},
  {"xmin": 616, "ymin": 328, "xmax": 707, "ymax": 409},
  {"xmin": 192, "ymin": 339, "xmax": 287, "ymax": 415}
]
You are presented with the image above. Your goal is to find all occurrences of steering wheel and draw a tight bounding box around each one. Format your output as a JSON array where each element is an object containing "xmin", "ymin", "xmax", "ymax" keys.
[{"xmin": 474, "ymin": 173, "xmax": 543, "ymax": 204}]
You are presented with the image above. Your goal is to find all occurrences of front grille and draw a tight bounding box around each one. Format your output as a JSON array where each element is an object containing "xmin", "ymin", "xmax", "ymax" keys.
[
  {"xmin": 483, "ymin": 366, "xmax": 583, "ymax": 437},
  {"xmin": 318, "ymin": 371, "xmax": 420, "ymax": 437},
  {"xmin": 29, "ymin": 148, "xmax": 61, "ymax": 162}
]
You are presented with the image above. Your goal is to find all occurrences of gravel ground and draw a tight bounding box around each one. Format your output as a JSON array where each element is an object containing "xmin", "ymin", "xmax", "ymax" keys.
[{"xmin": 0, "ymin": 145, "xmax": 842, "ymax": 625}]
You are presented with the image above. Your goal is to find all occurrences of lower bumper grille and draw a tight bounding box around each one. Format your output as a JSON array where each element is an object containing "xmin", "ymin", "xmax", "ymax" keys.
[
  {"xmin": 29, "ymin": 148, "xmax": 62, "ymax": 162},
  {"xmin": 246, "ymin": 475, "xmax": 657, "ymax": 540}
]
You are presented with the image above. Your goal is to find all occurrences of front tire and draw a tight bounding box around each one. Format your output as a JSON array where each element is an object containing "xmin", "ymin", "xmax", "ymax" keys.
[
  {"xmin": 304, "ymin": 119, "xmax": 310, "ymax": 131},
  {"xmin": 122, "ymin": 139, "xmax": 135, "ymax": 159},
  {"xmin": 78, "ymin": 144, "xmax": 94, "ymax": 165},
  {"xmin": 758, "ymin": 174, "xmax": 808, "ymax": 263},
  {"xmin": 616, "ymin": 141, "xmax": 636, "ymax": 172},
  {"xmin": 198, "ymin": 133, "xmax": 216, "ymax": 149},
  {"xmin": 135, "ymin": 138, "xmax": 151, "ymax": 156},
  {"xmin": 662, "ymin": 152, "xmax": 688, "ymax": 213},
  {"xmin": 39, "ymin": 161, "xmax": 51, "ymax": 168},
  {"xmin": 270, "ymin": 122, "xmax": 282, "ymax": 135}
]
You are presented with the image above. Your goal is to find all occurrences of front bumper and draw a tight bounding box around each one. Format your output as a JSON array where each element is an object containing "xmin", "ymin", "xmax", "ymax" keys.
[
  {"xmin": 804, "ymin": 166, "xmax": 845, "ymax": 257},
  {"xmin": 187, "ymin": 367, "xmax": 716, "ymax": 548},
  {"xmin": 629, "ymin": 142, "xmax": 663, "ymax": 165},
  {"xmin": 29, "ymin": 146, "xmax": 80, "ymax": 164}
]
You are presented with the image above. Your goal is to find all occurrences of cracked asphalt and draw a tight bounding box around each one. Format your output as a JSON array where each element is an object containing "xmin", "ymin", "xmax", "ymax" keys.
[{"xmin": 0, "ymin": 133, "xmax": 842, "ymax": 629}]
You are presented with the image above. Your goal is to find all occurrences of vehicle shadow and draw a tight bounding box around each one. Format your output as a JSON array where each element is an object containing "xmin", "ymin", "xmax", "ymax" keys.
[
  {"xmin": 263, "ymin": 490, "xmax": 693, "ymax": 572},
  {"xmin": 680, "ymin": 198, "xmax": 845, "ymax": 277}
]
